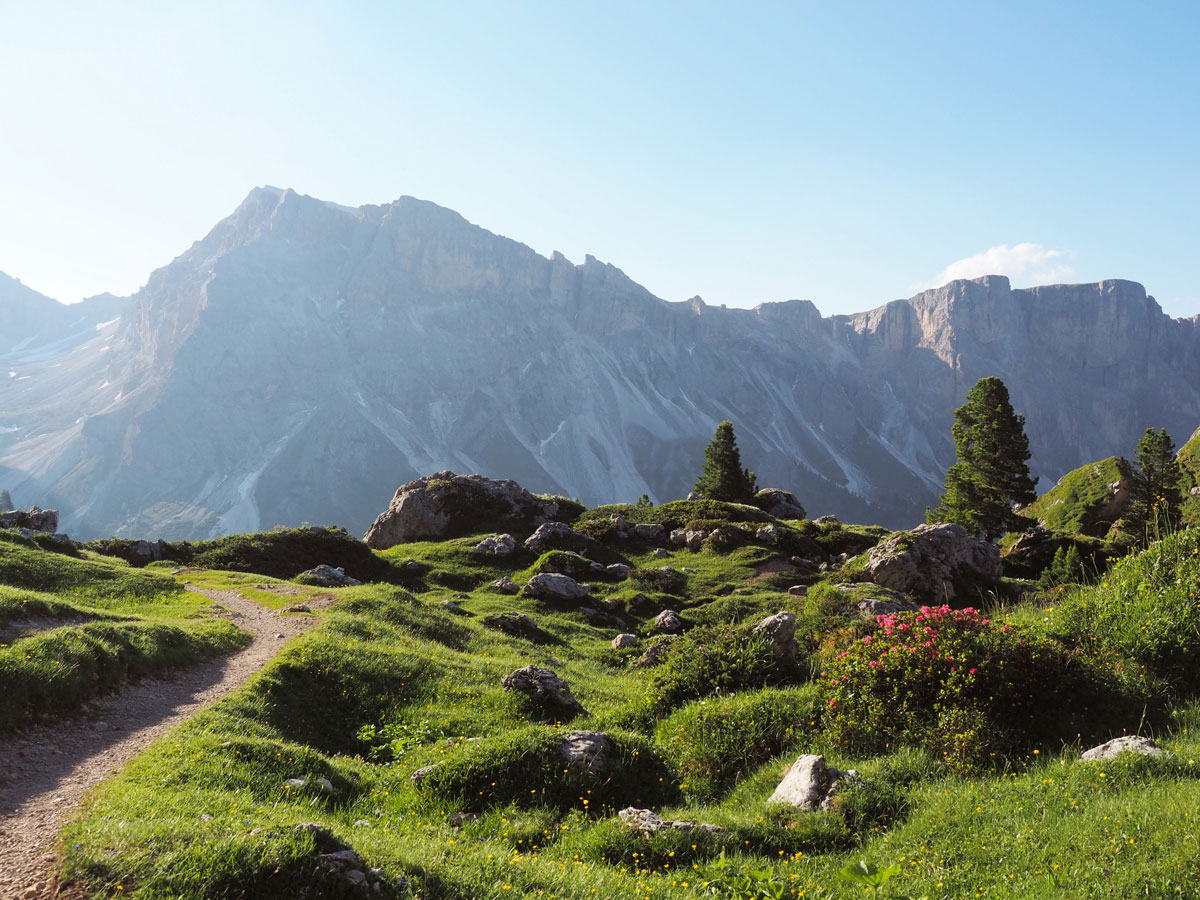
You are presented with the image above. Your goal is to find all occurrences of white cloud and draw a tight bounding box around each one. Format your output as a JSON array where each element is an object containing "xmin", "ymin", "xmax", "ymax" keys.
[{"xmin": 923, "ymin": 243, "xmax": 1076, "ymax": 290}]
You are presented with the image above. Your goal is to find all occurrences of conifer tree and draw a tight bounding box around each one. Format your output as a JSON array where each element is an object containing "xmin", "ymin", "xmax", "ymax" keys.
[
  {"xmin": 1123, "ymin": 427, "xmax": 1184, "ymax": 541},
  {"xmin": 693, "ymin": 421, "xmax": 758, "ymax": 503},
  {"xmin": 0, "ymin": 488, "xmax": 11, "ymax": 512},
  {"xmin": 928, "ymin": 376, "xmax": 1037, "ymax": 540}
]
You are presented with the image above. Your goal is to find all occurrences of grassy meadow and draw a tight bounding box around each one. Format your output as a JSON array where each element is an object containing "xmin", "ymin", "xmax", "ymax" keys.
[{"xmin": 2, "ymin": 503, "xmax": 1199, "ymax": 898}]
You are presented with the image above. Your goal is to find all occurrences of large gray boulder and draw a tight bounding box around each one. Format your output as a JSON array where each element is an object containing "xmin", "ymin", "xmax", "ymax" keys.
[
  {"xmin": 501, "ymin": 665, "xmax": 586, "ymax": 715},
  {"xmin": 751, "ymin": 611, "xmax": 798, "ymax": 662},
  {"xmin": 364, "ymin": 472, "xmax": 565, "ymax": 549},
  {"xmin": 524, "ymin": 521, "xmax": 589, "ymax": 553},
  {"xmin": 0, "ymin": 506, "xmax": 59, "ymax": 533},
  {"xmin": 1081, "ymin": 736, "xmax": 1166, "ymax": 761},
  {"xmin": 856, "ymin": 522, "xmax": 1001, "ymax": 603},
  {"xmin": 767, "ymin": 754, "xmax": 857, "ymax": 811},
  {"xmin": 755, "ymin": 488, "xmax": 806, "ymax": 520},
  {"xmin": 524, "ymin": 572, "xmax": 590, "ymax": 602}
]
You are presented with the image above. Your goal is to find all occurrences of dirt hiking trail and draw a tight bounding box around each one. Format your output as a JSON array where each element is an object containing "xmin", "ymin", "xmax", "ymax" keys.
[{"xmin": 0, "ymin": 587, "xmax": 320, "ymax": 898}]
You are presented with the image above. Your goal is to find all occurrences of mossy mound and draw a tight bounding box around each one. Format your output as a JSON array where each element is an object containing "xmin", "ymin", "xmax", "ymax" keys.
[{"xmin": 1019, "ymin": 456, "xmax": 1131, "ymax": 537}]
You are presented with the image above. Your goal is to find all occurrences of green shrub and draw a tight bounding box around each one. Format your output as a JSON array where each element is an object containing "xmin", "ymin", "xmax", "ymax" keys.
[
  {"xmin": 412, "ymin": 725, "xmax": 677, "ymax": 813},
  {"xmin": 820, "ymin": 604, "xmax": 1140, "ymax": 769},
  {"xmin": 535, "ymin": 550, "xmax": 600, "ymax": 581},
  {"xmin": 189, "ymin": 526, "xmax": 407, "ymax": 583},
  {"xmin": 1051, "ymin": 528, "xmax": 1200, "ymax": 695},
  {"xmin": 630, "ymin": 566, "xmax": 688, "ymax": 595},
  {"xmin": 651, "ymin": 625, "xmax": 795, "ymax": 710},
  {"xmin": 655, "ymin": 685, "xmax": 822, "ymax": 800}
]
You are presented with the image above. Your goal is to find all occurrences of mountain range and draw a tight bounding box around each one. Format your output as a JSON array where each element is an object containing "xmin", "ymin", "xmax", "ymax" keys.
[{"xmin": 2, "ymin": 186, "xmax": 1198, "ymax": 540}]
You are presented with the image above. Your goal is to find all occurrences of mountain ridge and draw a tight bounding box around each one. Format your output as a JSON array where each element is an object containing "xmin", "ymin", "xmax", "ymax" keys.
[{"xmin": 2, "ymin": 187, "xmax": 1197, "ymax": 540}]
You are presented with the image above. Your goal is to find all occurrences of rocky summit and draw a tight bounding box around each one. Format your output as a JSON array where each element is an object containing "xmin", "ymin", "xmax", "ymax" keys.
[{"xmin": 2, "ymin": 187, "xmax": 1200, "ymax": 539}]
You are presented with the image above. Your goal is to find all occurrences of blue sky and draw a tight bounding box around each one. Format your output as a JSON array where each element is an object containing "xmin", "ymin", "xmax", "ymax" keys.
[{"xmin": 1, "ymin": 0, "xmax": 1196, "ymax": 316}]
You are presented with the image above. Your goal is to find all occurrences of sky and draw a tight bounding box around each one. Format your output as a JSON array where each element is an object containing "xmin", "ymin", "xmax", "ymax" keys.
[{"xmin": 1, "ymin": 0, "xmax": 1197, "ymax": 317}]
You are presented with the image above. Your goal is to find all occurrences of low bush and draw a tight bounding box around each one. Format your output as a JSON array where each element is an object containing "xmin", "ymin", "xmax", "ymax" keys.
[
  {"xmin": 411, "ymin": 725, "xmax": 677, "ymax": 813},
  {"xmin": 651, "ymin": 624, "xmax": 797, "ymax": 710},
  {"xmin": 535, "ymin": 550, "xmax": 600, "ymax": 581},
  {"xmin": 655, "ymin": 685, "xmax": 822, "ymax": 800},
  {"xmin": 820, "ymin": 604, "xmax": 1142, "ymax": 769},
  {"xmin": 630, "ymin": 566, "xmax": 688, "ymax": 595},
  {"xmin": 189, "ymin": 526, "xmax": 408, "ymax": 583},
  {"xmin": 1051, "ymin": 528, "xmax": 1200, "ymax": 695}
]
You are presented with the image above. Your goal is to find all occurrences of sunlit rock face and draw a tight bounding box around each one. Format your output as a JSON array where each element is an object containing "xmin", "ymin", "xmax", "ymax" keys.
[{"xmin": 2, "ymin": 186, "xmax": 1198, "ymax": 539}]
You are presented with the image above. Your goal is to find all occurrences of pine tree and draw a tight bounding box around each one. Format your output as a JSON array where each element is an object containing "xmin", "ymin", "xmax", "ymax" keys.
[
  {"xmin": 693, "ymin": 421, "xmax": 758, "ymax": 503},
  {"xmin": 1123, "ymin": 427, "xmax": 1184, "ymax": 541},
  {"xmin": 928, "ymin": 376, "xmax": 1038, "ymax": 540},
  {"xmin": 0, "ymin": 489, "xmax": 12, "ymax": 512}
]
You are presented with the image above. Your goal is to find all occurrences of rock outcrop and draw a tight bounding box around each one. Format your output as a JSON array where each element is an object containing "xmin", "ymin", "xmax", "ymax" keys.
[
  {"xmin": 363, "ymin": 472, "xmax": 564, "ymax": 549},
  {"xmin": 501, "ymin": 665, "xmax": 586, "ymax": 716},
  {"xmin": 856, "ymin": 523, "xmax": 1002, "ymax": 603},
  {"xmin": 618, "ymin": 807, "xmax": 726, "ymax": 836},
  {"xmin": 754, "ymin": 489, "xmax": 807, "ymax": 520},
  {"xmin": 0, "ymin": 507, "xmax": 59, "ymax": 533},
  {"xmin": 1081, "ymin": 736, "xmax": 1167, "ymax": 761},
  {"xmin": 751, "ymin": 611, "xmax": 799, "ymax": 662},
  {"xmin": 296, "ymin": 564, "xmax": 362, "ymax": 587},
  {"xmin": 524, "ymin": 522, "xmax": 589, "ymax": 553},
  {"xmin": 767, "ymin": 754, "xmax": 858, "ymax": 811}
]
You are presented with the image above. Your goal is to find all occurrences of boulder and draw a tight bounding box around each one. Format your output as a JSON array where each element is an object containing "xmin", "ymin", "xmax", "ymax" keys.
[
  {"xmin": 134, "ymin": 538, "xmax": 167, "ymax": 562},
  {"xmin": 767, "ymin": 754, "xmax": 857, "ymax": 811},
  {"xmin": 653, "ymin": 609, "xmax": 683, "ymax": 634},
  {"xmin": 524, "ymin": 573, "xmax": 590, "ymax": 602},
  {"xmin": 560, "ymin": 731, "xmax": 612, "ymax": 776},
  {"xmin": 755, "ymin": 524, "xmax": 781, "ymax": 543},
  {"xmin": 524, "ymin": 521, "xmax": 589, "ymax": 553},
  {"xmin": 410, "ymin": 764, "xmax": 440, "ymax": 785},
  {"xmin": 855, "ymin": 596, "xmax": 919, "ymax": 619},
  {"xmin": 501, "ymin": 665, "xmax": 586, "ymax": 715},
  {"xmin": 856, "ymin": 523, "xmax": 1002, "ymax": 603},
  {"xmin": 0, "ymin": 506, "xmax": 59, "ymax": 533},
  {"xmin": 473, "ymin": 533, "xmax": 516, "ymax": 557},
  {"xmin": 364, "ymin": 472, "xmax": 565, "ymax": 549},
  {"xmin": 1081, "ymin": 736, "xmax": 1167, "ymax": 762},
  {"xmin": 754, "ymin": 488, "xmax": 807, "ymax": 520},
  {"xmin": 618, "ymin": 807, "xmax": 726, "ymax": 836},
  {"xmin": 631, "ymin": 523, "xmax": 665, "ymax": 542},
  {"xmin": 490, "ymin": 575, "xmax": 520, "ymax": 595},
  {"xmin": 787, "ymin": 585, "xmax": 808, "ymax": 596},
  {"xmin": 483, "ymin": 612, "xmax": 543, "ymax": 641},
  {"xmin": 297, "ymin": 565, "xmax": 362, "ymax": 587},
  {"xmin": 606, "ymin": 563, "xmax": 631, "ymax": 579},
  {"xmin": 611, "ymin": 633, "xmax": 639, "ymax": 649},
  {"xmin": 751, "ymin": 611, "xmax": 798, "ymax": 662}
]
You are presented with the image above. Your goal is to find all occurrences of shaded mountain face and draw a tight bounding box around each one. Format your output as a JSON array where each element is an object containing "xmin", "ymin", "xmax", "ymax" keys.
[{"xmin": 2, "ymin": 187, "xmax": 1198, "ymax": 540}]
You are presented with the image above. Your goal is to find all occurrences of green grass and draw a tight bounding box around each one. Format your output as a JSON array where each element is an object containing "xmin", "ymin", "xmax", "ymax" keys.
[
  {"xmin": 1020, "ymin": 456, "xmax": 1128, "ymax": 537},
  {"xmin": 0, "ymin": 541, "xmax": 254, "ymax": 732},
  {"xmin": 46, "ymin": 522, "xmax": 1200, "ymax": 899}
]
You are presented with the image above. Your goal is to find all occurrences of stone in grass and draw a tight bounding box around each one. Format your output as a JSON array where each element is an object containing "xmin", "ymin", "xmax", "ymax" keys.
[
  {"xmin": 524, "ymin": 521, "xmax": 589, "ymax": 553},
  {"xmin": 297, "ymin": 565, "xmax": 362, "ymax": 587},
  {"xmin": 411, "ymin": 764, "xmax": 441, "ymax": 785},
  {"xmin": 618, "ymin": 807, "xmax": 726, "ymax": 836},
  {"xmin": 523, "ymin": 572, "xmax": 590, "ymax": 602},
  {"xmin": 473, "ymin": 533, "xmax": 516, "ymax": 557},
  {"xmin": 767, "ymin": 754, "xmax": 858, "ymax": 811},
  {"xmin": 440, "ymin": 599, "xmax": 471, "ymax": 616},
  {"xmin": 560, "ymin": 731, "xmax": 612, "ymax": 777},
  {"xmin": 491, "ymin": 575, "xmax": 520, "ymax": 595},
  {"xmin": 282, "ymin": 603, "xmax": 312, "ymax": 614},
  {"xmin": 611, "ymin": 633, "xmax": 639, "ymax": 650},
  {"xmin": 606, "ymin": 563, "xmax": 632, "ymax": 579},
  {"xmin": 501, "ymin": 665, "xmax": 586, "ymax": 715},
  {"xmin": 653, "ymin": 609, "xmax": 683, "ymax": 634},
  {"xmin": 1081, "ymin": 736, "xmax": 1167, "ymax": 761},
  {"xmin": 750, "ymin": 611, "xmax": 798, "ymax": 662}
]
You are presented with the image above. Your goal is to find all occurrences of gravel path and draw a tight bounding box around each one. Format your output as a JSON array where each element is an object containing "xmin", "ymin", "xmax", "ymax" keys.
[{"xmin": 0, "ymin": 587, "xmax": 320, "ymax": 898}]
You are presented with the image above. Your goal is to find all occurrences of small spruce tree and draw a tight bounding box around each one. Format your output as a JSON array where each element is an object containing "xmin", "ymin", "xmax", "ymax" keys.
[
  {"xmin": 635, "ymin": 493, "xmax": 653, "ymax": 508},
  {"xmin": 1123, "ymin": 427, "xmax": 1185, "ymax": 542},
  {"xmin": 693, "ymin": 421, "xmax": 757, "ymax": 503},
  {"xmin": 928, "ymin": 376, "xmax": 1037, "ymax": 540},
  {"xmin": 0, "ymin": 488, "xmax": 12, "ymax": 512}
]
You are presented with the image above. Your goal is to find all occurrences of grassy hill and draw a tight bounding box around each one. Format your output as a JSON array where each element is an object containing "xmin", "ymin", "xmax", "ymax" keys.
[
  {"xmin": 1018, "ymin": 456, "xmax": 1130, "ymax": 537},
  {"xmin": 11, "ymin": 502, "xmax": 1195, "ymax": 899}
]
